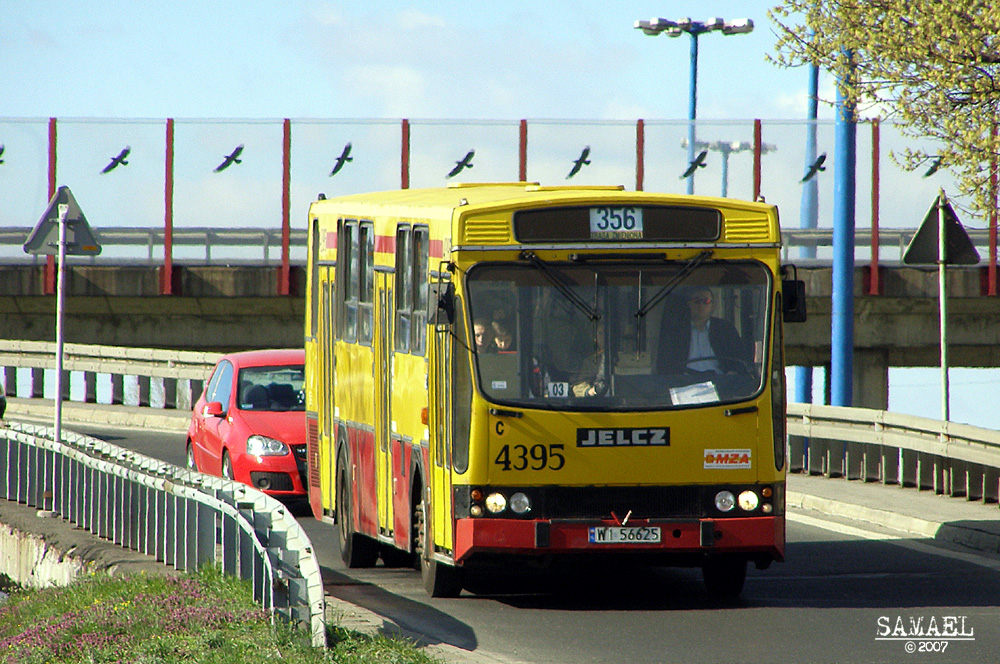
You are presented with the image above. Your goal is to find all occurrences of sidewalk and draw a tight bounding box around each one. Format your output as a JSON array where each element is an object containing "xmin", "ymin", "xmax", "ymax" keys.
[{"xmin": 787, "ymin": 472, "xmax": 1000, "ymax": 556}]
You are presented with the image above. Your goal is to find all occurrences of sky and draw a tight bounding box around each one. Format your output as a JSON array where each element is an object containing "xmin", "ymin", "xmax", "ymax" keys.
[
  {"xmin": 3, "ymin": 1, "xmax": 830, "ymax": 121},
  {"xmin": 3, "ymin": 0, "xmax": 999, "ymax": 430}
]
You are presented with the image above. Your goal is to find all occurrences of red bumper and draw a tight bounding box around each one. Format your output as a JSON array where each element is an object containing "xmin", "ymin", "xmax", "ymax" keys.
[{"xmin": 454, "ymin": 516, "xmax": 784, "ymax": 563}]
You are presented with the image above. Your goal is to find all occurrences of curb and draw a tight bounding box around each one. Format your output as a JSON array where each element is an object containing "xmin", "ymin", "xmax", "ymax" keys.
[
  {"xmin": 787, "ymin": 490, "xmax": 1000, "ymax": 556},
  {"xmin": 6, "ymin": 398, "xmax": 190, "ymax": 433}
]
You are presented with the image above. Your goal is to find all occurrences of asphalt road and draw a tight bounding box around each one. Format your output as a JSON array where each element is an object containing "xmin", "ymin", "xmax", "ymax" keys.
[{"xmin": 71, "ymin": 422, "xmax": 1000, "ymax": 664}]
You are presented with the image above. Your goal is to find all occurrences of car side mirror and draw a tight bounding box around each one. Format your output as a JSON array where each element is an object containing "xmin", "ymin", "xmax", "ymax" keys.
[{"xmin": 203, "ymin": 401, "xmax": 224, "ymax": 417}]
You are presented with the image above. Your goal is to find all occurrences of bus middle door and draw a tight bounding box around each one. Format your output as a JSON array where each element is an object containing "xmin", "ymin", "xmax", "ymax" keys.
[{"xmin": 375, "ymin": 275, "xmax": 394, "ymax": 541}]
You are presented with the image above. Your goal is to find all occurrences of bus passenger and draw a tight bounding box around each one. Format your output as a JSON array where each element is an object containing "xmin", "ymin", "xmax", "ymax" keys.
[
  {"xmin": 492, "ymin": 320, "xmax": 517, "ymax": 352},
  {"xmin": 656, "ymin": 286, "xmax": 751, "ymax": 374},
  {"xmin": 474, "ymin": 320, "xmax": 497, "ymax": 354}
]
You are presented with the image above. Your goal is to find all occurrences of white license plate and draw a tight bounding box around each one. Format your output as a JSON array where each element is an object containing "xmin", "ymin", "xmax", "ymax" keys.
[{"xmin": 588, "ymin": 526, "xmax": 661, "ymax": 544}]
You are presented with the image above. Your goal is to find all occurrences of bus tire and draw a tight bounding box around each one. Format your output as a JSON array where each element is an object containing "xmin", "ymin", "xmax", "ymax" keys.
[
  {"xmin": 337, "ymin": 447, "xmax": 379, "ymax": 568},
  {"xmin": 415, "ymin": 490, "xmax": 462, "ymax": 598},
  {"xmin": 702, "ymin": 555, "xmax": 747, "ymax": 598}
]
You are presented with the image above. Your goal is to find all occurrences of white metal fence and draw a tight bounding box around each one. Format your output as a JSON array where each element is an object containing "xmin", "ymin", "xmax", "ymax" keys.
[
  {"xmin": 787, "ymin": 403, "xmax": 1000, "ymax": 505},
  {"xmin": 0, "ymin": 420, "xmax": 327, "ymax": 646}
]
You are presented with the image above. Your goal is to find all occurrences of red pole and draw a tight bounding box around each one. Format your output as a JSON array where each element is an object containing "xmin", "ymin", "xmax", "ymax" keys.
[
  {"xmin": 990, "ymin": 121, "xmax": 998, "ymax": 296},
  {"xmin": 45, "ymin": 118, "xmax": 57, "ymax": 295},
  {"xmin": 869, "ymin": 119, "xmax": 881, "ymax": 295},
  {"xmin": 636, "ymin": 119, "xmax": 645, "ymax": 192},
  {"xmin": 162, "ymin": 118, "xmax": 175, "ymax": 295},
  {"xmin": 279, "ymin": 118, "xmax": 292, "ymax": 296},
  {"xmin": 519, "ymin": 119, "xmax": 528, "ymax": 182},
  {"xmin": 752, "ymin": 119, "xmax": 762, "ymax": 201},
  {"xmin": 401, "ymin": 119, "xmax": 410, "ymax": 189}
]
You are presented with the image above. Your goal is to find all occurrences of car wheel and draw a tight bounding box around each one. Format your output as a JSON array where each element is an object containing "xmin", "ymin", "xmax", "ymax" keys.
[
  {"xmin": 336, "ymin": 446, "xmax": 379, "ymax": 568},
  {"xmin": 222, "ymin": 451, "xmax": 235, "ymax": 481},
  {"xmin": 186, "ymin": 443, "xmax": 198, "ymax": 471}
]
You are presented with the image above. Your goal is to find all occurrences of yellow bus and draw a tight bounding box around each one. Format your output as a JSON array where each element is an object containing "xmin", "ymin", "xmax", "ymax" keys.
[{"xmin": 303, "ymin": 183, "xmax": 805, "ymax": 597}]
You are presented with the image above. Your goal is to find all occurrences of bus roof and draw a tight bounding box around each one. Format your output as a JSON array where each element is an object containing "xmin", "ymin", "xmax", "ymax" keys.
[{"xmin": 309, "ymin": 182, "xmax": 778, "ymax": 218}]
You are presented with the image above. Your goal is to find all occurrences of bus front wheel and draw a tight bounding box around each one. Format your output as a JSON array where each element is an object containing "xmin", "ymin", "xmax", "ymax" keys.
[
  {"xmin": 415, "ymin": 490, "xmax": 462, "ymax": 598},
  {"xmin": 337, "ymin": 447, "xmax": 379, "ymax": 568},
  {"xmin": 702, "ymin": 555, "xmax": 747, "ymax": 598}
]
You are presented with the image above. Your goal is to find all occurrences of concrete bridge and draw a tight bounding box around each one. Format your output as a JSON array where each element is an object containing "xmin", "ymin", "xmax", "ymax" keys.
[{"xmin": 1, "ymin": 258, "xmax": 998, "ymax": 411}]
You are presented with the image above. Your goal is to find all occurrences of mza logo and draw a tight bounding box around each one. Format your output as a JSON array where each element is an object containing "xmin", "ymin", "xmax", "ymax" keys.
[
  {"xmin": 577, "ymin": 427, "xmax": 669, "ymax": 447},
  {"xmin": 704, "ymin": 449, "xmax": 752, "ymax": 469}
]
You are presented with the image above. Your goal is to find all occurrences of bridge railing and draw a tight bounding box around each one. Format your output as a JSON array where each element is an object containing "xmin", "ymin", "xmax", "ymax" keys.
[
  {"xmin": 1, "ymin": 225, "xmax": 997, "ymax": 266},
  {"xmin": 0, "ymin": 421, "xmax": 326, "ymax": 646},
  {"xmin": 787, "ymin": 402, "xmax": 1000, "ymax": 506},
  {"xmin": 0, "ymin": 339, "xmax": 220, "ymax": 411}
]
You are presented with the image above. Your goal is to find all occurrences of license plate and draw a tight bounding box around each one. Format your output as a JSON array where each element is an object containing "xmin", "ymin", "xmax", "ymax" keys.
[{"xmin": 588, "ymin": 526, "xmax": 661, "ymax": 544}]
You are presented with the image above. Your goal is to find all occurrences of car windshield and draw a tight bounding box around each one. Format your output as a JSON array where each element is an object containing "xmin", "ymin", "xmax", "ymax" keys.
[
  {"xmin": 465, "ymin": 260, "xmax": 771, "ymax": 411},
  {"xmin": 237, "ymin": 364, "xmax": 305, "ymax": 412}
]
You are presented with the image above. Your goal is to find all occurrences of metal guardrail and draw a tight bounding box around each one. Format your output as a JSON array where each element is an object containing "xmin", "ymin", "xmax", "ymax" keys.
[
  {"xmin": 787, "ymin": 402, "xmax": 1000, "ymax": 505},
  {"xmin": 0, "ymin": 421, "xmax": 327, "ymax": 647},
  {"xmin": 0, "ymin": 340, "xmax": 221, "ymax": 411},
  {"xmin": 0, "ymin": 225, "xmax": 997, "ymax": 264}
]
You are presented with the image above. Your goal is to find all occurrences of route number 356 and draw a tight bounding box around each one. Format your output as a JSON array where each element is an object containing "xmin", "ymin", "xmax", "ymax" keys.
[{"xmin": 494, "ymin": 443, "xmax": 565, "ymax": 471}]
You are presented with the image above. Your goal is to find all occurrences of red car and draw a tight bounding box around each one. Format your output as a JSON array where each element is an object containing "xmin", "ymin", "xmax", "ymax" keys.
[{"xmin": 186, "ymin": 349, "xmax": 307, "ymax": 499}]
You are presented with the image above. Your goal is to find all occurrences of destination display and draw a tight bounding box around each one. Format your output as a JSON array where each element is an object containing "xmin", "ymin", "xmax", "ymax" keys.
[{"xmin": 514, "ymin": 205, "xmax": 721, "ymax": 242}]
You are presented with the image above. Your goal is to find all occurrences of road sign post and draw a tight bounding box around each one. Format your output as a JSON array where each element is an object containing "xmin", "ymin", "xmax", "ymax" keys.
[
  {"xmin": 23, "ymin": 187, "xmax": 101, "ymax": 444},
  {"xmin": 902, "ymin": 190, "xmax": 979, "ymax": 421}
]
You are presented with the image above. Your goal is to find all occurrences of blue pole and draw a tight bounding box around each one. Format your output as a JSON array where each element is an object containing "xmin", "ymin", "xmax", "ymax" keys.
[
  {"xmin": 794, "ymin": 63, "xmax": 820, "ymax": 404},
  {"xmin": 831, "ymin": 57, "xmax": 856, "ymax": 407},
  {"xmin": 686, "ymin": 32, "xmax": 698, "ymax": 195}
]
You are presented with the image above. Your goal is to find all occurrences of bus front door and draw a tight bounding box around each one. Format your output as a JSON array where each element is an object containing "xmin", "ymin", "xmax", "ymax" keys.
[{"xmin": 430, "ymin": 320, "xmax": 454, "ymax": 557}]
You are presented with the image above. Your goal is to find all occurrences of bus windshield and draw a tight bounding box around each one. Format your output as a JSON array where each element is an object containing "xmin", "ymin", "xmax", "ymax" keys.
[{"xmin": 465, "ymin": 259, "xmax": 771, "ymax": 411}]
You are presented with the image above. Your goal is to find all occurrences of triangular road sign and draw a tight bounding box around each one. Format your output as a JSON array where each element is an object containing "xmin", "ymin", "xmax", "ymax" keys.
[
  {"xmin": 902, "ymin": 191, "xmax": 979, "ymax": 265},
  {"xmin": 23, "ymin": 186, "xmax": 102, "ymax": 256}
]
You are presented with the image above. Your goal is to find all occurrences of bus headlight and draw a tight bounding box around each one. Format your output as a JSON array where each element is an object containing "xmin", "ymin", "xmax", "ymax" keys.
[
  {"xmin": 485, "ymin": 493, "xmax": 507, "ymax": 514},
  {"xmin": 714, "ymin": 490, "xmax": 736, "ymax": 512},
  {"xmin": 738, "ymin": 490, "xmax": 759, "ymax": 511},
  {"xmin": 509, "ymin": 492, "xmax": 531, "ymax": 514}
]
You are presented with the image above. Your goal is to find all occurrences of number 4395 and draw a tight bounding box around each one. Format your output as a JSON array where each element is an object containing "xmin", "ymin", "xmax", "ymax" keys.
[{"xmin": 494, "ymin": 443, "xmax": 565, "ymax": 471}]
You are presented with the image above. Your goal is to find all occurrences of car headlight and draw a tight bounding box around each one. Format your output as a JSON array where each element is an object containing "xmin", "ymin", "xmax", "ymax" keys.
[
  {"xmin": 246, "ymin": 435, "xmax": 289, "ymax": 457},
  {"xmin": 714, "ymin": 490, "xmax": 736, "ymax": 512},
  {"xmin": 738, "ymin": 490, "xmax": 759, "ymax": 511}
]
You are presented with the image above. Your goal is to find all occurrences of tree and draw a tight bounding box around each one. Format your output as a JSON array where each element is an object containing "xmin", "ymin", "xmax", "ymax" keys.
[{"xmin": 769, "ymin": 1, "xmax": 1000, "ymax": 220}]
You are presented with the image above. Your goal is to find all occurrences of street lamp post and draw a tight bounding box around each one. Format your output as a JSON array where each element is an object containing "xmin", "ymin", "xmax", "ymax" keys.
[{"xmin": 635, "ymin": 17, "xmax": 754, "ymax": 195}]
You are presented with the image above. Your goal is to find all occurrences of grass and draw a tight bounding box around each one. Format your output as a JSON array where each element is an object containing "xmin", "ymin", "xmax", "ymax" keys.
[{"xmin": 0, "ymin": 567, "xmax": 441, "ymax": 664}]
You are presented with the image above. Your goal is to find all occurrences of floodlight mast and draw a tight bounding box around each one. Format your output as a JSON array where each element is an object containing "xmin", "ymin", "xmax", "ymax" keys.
[{"xmin": 633, "ymin": 17, "xmax": 754, "ymax": 194}]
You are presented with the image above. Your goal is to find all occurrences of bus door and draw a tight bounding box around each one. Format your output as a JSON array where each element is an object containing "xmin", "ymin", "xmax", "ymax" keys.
[
  {"xmin": 375, "ymin": 275, "xmax": 394, "ymax": 539},
  {"xmin": 430, "ymin": 313, "xmax": 454, "ymax": 554}
]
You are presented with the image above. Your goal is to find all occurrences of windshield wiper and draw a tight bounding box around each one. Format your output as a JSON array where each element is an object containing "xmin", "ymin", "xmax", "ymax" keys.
[
  {"xmin": 519, "ymin": 250, "xmax": 600, "ymax": 322},
  {"xmin": 634, "ymin": 250, "xmax": 713, "ymax": 319}
]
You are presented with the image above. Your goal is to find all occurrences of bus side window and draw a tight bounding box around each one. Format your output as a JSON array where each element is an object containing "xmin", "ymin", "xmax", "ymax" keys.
[
  {"xmin": 412, "ymin": 226, "xmax": 429, "ymax": 355},
  {"xmin": 394, "ymin": 225, "xmax": 412, "ymax": 353},
  {"xmin": 359, "ymin": 221, "xmax": 374, "ymax": 346},
  {"xmin": 339, "ymin": 220, "xmax": 358, "ymax": 343}
]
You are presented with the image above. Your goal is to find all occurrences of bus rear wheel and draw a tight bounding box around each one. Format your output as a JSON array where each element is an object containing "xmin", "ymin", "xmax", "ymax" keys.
[
  {"xmin": 702, "ymin": 555, "xmax": 747, "ymax": 598},
  {"xmin": 337, "ymin": 448, "xmax": 379, "ymax": 568},
  {"xmin": 415, "ymin": 490, "xmax": 462, "ymax": 598}
]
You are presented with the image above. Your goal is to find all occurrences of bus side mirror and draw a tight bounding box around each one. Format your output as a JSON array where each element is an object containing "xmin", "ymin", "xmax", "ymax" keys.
[
  {"xmin": 782, "ymin": 279, "xmax": 807, "ymax": 323},
  {"xmin": 429, "ymin": 280, "xmax": 455, "ymax": 326}
]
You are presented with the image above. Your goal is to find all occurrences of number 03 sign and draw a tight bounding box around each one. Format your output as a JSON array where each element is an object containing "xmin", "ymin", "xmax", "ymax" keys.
[{"xmin": 589, "ymin": 206, "xmax": 643, "ymax": 239}]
